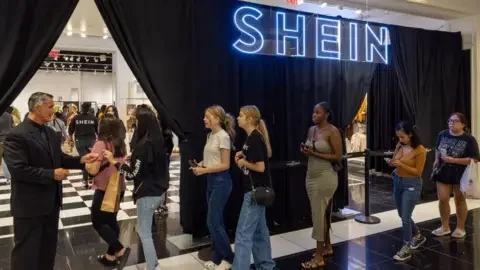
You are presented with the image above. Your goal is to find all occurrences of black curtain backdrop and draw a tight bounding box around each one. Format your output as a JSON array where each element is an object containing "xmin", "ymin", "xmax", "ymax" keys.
[
  {"xmin": 96, "ymin": 0, "xmax": 375, "ymax": 234},
  {"xmin": 96, "ymin": 0, "xmax": 469, "ymax": 232},
  {"xmin": 0, "ymin": 0, "xmax": 79, "ymax": 113},
  {"xmin": 389, "ymin": 28, "xmax": 469, "ymax": 194}
]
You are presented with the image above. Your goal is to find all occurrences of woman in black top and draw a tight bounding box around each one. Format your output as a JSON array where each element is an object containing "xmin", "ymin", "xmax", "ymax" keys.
[
  {"xmin": 106, "ymin": 105, "xmax": 127, "ymax": 140},
  {"xmin": 432, "ymin": 113, "xmax": 479, "ymax": 239},
  {"xmin": 232, "ymin": 105, "xmax": 275, "ymax": 270},
  {"xmin": 103, "ymin": 106, "xmax": 168, "ymax": 270}
]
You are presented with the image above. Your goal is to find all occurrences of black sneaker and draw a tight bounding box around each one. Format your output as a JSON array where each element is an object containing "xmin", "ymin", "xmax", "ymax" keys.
[
  {"xmin": 410, "ymin": 234, "xmax": 426, "ymax": 250},
  {"xmin": 393, "ymin": 245, "xmax": 412, "ymax": 262}
]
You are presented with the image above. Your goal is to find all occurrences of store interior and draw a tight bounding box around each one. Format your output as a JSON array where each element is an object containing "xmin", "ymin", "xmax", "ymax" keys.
[{"xmin": 0, "ymin": 0, "xmax": 479, "ymax": 269}]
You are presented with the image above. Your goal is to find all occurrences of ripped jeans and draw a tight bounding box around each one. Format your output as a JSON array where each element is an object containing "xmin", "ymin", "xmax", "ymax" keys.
[{"xmin": 393, "ymin": 174, "xmax": 423, "ymax": 244}]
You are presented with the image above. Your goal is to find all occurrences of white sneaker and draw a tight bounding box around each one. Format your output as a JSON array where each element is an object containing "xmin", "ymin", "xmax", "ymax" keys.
[
  {"xmin": 217, "ymin": 260, "xmax": 232, "ymax": 270},
  {"xmin": 204, "ymin": 261, "xmax": 217, "ymax": 269}
]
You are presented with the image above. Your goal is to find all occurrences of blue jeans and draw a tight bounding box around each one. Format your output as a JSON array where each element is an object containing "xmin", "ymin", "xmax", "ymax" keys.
[
  {"xmin": 393, "ymin": 174, "xmax": 422, "ymax": 244},
  {"xmin": 233, "ymin": 192, "xmax": 275, "ymax": 270},
  {"xmin": 137, "ymin": 195, "xmax": 164, "ymax": 270},
  {"xmin": 206, "ymin": 171, "xmax": 234, "ymax": 264}
]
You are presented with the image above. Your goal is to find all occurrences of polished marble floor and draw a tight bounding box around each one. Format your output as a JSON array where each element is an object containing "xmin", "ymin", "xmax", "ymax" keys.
[{"xmin": 0, "ymin": 156, "xmax": 477, "ymax": 269}]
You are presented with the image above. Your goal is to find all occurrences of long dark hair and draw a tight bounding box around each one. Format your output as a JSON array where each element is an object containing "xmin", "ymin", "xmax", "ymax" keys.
[
  {"xmin": 98, "ymin": 114, "xmax": 127, "ymax": 157},
  {"xmin": 106, "ymin": 105, "xmax": 120, "ymax": 119},
  {"xmin": 134, "ymin": 106, "xmax": 164, "ymax": 148},
  {"xmin": 395, "ymin": 121, "xmax": 421, "ymax": 148}
]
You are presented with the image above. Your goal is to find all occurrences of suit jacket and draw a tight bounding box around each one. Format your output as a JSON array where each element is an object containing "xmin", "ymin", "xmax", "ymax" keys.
[{"xmin": 4, "ymin": 118, "xmax": 83, "ymax": 218}]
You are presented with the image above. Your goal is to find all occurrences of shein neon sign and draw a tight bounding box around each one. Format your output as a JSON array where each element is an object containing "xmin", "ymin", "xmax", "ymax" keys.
[{"xmin": 233, "ymin": 6, "xmax": 389, "ymax": 64}]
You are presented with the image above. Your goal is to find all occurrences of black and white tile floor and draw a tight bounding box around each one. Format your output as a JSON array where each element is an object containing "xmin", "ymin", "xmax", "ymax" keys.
[
  {"xmin": 0, "ymin": 160, "xmax": 182, "ymax": 239},
  {"xmin": 0, "ymin": 158, "xmax": 479, "ymax": 269}
]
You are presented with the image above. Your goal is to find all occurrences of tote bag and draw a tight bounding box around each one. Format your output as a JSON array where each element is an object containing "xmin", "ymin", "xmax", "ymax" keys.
[
  {"xmin": 101, "ymin": 170, "xmax": 122, "ymax": 212},
  {"xmin": 460, "ymin": 160, "xmax": 480, "ymax": 199}
]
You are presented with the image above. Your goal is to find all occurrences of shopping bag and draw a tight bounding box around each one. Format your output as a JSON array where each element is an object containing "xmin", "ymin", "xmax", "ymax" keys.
[
  {"xmin": 460, "ymin": 160, "xmax": 480, "ymax": 199},
  {"xmin": 101, "ymin": 171, "xmax": 122, "ymax": 212}
]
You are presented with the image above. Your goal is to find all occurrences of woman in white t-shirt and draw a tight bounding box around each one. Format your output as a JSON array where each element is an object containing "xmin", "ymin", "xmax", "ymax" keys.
[{"xmin": 192, "ymin": 105, "xmax": 235, "ymax": 270}]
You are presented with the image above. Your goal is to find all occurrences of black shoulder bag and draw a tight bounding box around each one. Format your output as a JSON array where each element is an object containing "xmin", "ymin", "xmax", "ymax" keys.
[{"xmin": 249, "ymin": 135, "xmax": 275, "ymax": 207}]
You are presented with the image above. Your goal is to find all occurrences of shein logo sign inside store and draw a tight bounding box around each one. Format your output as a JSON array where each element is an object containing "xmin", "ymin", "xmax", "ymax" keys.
[{"xmin": 233, "ymin": 6, "xmax": 390, "ymax": 64}]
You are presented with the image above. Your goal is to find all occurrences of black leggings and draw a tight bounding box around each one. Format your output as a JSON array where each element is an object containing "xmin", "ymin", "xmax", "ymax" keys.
[{"xmin": 91, "ymin": 189, "xmax": 125, "ymax": 256}]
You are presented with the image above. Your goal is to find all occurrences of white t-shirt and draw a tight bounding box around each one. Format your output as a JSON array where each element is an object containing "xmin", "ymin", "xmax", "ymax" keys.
[{"xmin": 203, "ymin": 129, "xmax": 231, "ymax": 167}]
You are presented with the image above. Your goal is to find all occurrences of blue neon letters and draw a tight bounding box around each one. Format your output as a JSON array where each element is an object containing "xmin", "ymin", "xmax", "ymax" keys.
[
  {"xmin": 233, "ymin": 6, "xmax": 389, "ymax": 64},
  {"xmin": 233, "ymin": 6, "xmax": 265, "ymax": 54},
  {"xmin": 316, "ymin": 18, "xmax": 341, "ymax": 60},
  {"xmin": 276, "ymin": 12, "xmax": 306, "ymax": 57}
]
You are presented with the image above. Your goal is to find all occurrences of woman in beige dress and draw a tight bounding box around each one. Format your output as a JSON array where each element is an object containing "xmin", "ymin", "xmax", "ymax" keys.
[{"xmin": 300, "ymin": 102, "xmax": 341, "ymax": 269}]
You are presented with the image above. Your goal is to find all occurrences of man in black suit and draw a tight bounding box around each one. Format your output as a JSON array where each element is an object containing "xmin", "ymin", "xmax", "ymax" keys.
[{"xmin": 4, "ymin": 92, "xmax": 99, "ymax": 270}]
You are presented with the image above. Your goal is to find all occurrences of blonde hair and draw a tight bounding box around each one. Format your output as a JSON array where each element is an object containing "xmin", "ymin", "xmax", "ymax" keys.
[
  {"xmin": 240, "ymin": 105, "xmax": 272, "ymax": 158},
  {"xmin": 206, "ymin": 105, "xmax": 236, "ymax": 142}
]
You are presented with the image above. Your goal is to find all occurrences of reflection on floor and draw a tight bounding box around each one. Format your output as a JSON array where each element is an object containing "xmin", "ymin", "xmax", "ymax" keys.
[{"xmin": 0, "ymin": 156, "xmax": 476, "ymax": 269}]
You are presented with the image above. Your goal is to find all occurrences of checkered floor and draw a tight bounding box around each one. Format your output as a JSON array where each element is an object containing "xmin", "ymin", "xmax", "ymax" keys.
[{"xmin": 0, "ymin": 160, "xmax": 181, "ymax": 238}]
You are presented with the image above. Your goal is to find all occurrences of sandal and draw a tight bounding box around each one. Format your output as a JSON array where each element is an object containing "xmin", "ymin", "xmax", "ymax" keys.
[
  {"xmin": 451, "ymin": 229, "xmax": 466, "ymax": 239},
  {"xmin": 312, "ymin": 250, "xmax": 333, "ymax": 258},
  {"xmin": 97, "ymin": 255, "xmax": 118, "ymax": 267},
  {"xmin": 302, "ymin": 259, "xmax": 325, "ymax": 269},
  {"xmin": 431, "ymin": 227, "xmax": 451, "ymax": 237},
  {"xmin": 116, "ymin": 247, "xmax": 131, "ymax": 270}
]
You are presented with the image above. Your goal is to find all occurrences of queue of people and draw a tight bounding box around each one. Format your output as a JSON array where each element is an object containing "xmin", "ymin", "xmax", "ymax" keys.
[{"xmin": 1, "ymin": 91, "xmax": 479, "ymax": 270}]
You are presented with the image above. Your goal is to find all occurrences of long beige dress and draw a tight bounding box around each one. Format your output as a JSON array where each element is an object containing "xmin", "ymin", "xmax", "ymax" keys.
[{"xmin": 305, "ymin": 139, "xmax": 338, "ymax": 241}]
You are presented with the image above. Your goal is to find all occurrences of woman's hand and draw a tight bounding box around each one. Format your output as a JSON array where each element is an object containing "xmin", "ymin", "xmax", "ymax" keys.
[
  {"xmin": 102, "ymin": 150, "xmax": 117, "ymax": 165},
  {"xmin": 441, "ymin": 156, "xmax": 455, "ymax": 164},
  {"xmin": 192, "ymin": 167, "xmax": 207, "ymax": 176},
  {"xmin": 237, "ymin": 158, "xmax": 247, "ymax": 168},
  {"xmin": 235, "ymin": 151, "xmax": 245, "ymax": 163},
  {"xmin": 390, "ymin": 160, "xmax": 403, "ymax": 167},
  {"xmin": 301, "ymin": 146, "xmax": 314, "ymax": 156}
]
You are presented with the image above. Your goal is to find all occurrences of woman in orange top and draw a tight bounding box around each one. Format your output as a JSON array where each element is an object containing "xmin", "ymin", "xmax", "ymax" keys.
[{"xmin": 388, "ymin": 121, "xmax": 427, "ymax": 262}]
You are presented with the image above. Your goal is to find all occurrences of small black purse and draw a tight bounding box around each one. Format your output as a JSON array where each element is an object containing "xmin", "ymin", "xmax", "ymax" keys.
[
  {"xmin": 249, "ymin": 172, "xmax": 275, "ymax": 207},
  {"xmin": 249, "ymin": 135, "xmax": 275, "ymax": 207}
]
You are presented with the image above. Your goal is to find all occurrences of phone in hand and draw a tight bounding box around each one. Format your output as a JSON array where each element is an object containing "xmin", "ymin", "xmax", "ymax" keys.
[
  {"xmin": 189, "ymin": 160, "xmax": 198, "ymax": 168},
  {"xmin": 440, "ymin": 149, "xmax": 447, "ymax": 157},
  {"xmin": 384, "ymin": 158, "xmax": 392, "ymax": 163},
  {"xmin": 300, "ymin": 143, "xmax": 306, "ymax": 149}
]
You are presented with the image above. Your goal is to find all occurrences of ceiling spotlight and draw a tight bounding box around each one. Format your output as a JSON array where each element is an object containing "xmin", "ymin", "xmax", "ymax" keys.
[
  {"xmin": 320, "ymin": 2, "xmax": 327, "ymax": 8},
  {"xmin": 85, "ymin": 57, "xmax": 90, "ymax": 62},
  {"xmin": 103, "ymin": 27, "xmax": 109, "ymax": 34},
  {"xmin": 63, "ymin": 56, "xmax": 68, "ymax": 60},
  {"xmin": 94, "ymin": 57, "xmax": 99, "ymax": 63},
  {"xmin": 70, "ymin": 56, "xmax": 74, "ymax": 61},
  {"xmin": 66, "ymin": 31, "xmax": 73, "ymax": 36},
  {"xmin": 103, "ymin": 35, "xmax": 108, "ymax": 40},
  {"xmin": 94, "ymin": 70, "xmax": 97, "ymax": 75},
  {"xmin": 355, "ymin": 9, "xmax": 362, "ymax": 14},
  {"xmin": 80, "ymin": 32, "xmax": 87, "ymax": 38}
]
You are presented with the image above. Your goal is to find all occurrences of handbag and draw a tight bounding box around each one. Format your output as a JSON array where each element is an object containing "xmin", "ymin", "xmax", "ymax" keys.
[
  {"xmin": 249, "ymin": 173, "xmax": 275, "ymax": 207},
  {"xmin": 101, "ymin": 170, "xmax": 122, "ymax": 213},
  {"xmin": 249, "ymin": 135, "xmax": 275, "ymax": 207},
  {"xmin": 460, "ymin": 160, "xmax": 480, "ymax": 199}
]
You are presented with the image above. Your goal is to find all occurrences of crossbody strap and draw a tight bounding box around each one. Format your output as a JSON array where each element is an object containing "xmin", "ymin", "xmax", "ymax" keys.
[{"xmin": 247, "ymin": 132, "xmax": 273, "ymax": 189}]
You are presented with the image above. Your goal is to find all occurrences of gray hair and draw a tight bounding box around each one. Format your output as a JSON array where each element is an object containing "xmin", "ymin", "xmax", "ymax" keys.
[{"xmin": 28, "ymin": 92, "xmax": 53, "ymax": 112}]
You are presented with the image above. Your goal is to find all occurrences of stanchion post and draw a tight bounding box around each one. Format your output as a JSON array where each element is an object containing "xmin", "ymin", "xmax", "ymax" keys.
[{"xmin": 354, "ymin": 149, "xmax": 381, "ymax": 224}]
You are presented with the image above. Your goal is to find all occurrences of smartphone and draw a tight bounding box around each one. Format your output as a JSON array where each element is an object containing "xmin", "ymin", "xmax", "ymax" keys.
[
  {"xmin": 300, "ymin": 143, "xmax": 306, "ymax": 149},
  {"xmin": 188, "ymin": 160, "xmax": 198, "ymax": 168},
  {"xmin": 384, "ymin": 158, "xmax": 392, "ymax": 163},
  {"xmin": 440, "ymin": 149, "xmax": 447, "ymax": 157}
]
